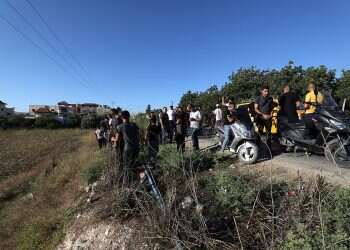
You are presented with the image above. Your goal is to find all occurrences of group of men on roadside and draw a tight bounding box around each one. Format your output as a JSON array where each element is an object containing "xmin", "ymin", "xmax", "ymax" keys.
[
  {"xmin": 146, "ymin": 104, "xmax": 202, "ymax": 157},
  {"xmin": 213, "ymin": 82, "xmax": 324, "ymax": 152},
  {"xmin": 94, "ymin": 104, "xmax": 205, "ymax": 170},
  {"xmin": 95, "ymin": 81, "xmax": 323, "ymax": 169}
]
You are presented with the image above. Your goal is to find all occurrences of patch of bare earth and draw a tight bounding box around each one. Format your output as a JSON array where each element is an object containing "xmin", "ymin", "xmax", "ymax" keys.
[{"xmin": 0, "ymin": 129, "xmax": 99, "ymax": 249}]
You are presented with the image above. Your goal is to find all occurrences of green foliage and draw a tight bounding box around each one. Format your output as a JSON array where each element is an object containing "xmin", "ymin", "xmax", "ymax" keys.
[
  {"xmin": 178, "ymin": 61, "xmax": 347, "ymax": 112},
  {"xmin": 17, "ymin": 215, "xmax": 65, "ymax": 250},
  {"xmin": 65, "ymin": 115, "xmax": 81, "ymax": 128},
  {"xmin": 80, "ymin": 114, "xmax": 98, "ymax": 129},
  {"xmin": 81, "ymin": 150, "xmax": 106, "ymax": 184},
  {"xmin": 209, "ymin": 169, "xmax": 254, "ymax": 215},
  {"xmin": 34, "ymin": 116, "xmax": 63, "ymax": 129},
  {"xmin": 0, "ymin": 116, "xmax": 35, "ymax": 129}
]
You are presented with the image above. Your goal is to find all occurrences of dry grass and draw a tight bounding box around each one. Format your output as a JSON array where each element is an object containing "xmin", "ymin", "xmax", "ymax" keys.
[{"xmin": 0, "ymin": 129, "xmax": 101, "ymax": 250}]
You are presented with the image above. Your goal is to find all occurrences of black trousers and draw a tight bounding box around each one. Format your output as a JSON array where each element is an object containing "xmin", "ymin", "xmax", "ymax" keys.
[
  {"xmin": 97, "ymin": 138, "xmax": 106, "ymax": 149},
  {"xmin": 257, "ymin": 117, "xmax": 272, "ymax": 148}
]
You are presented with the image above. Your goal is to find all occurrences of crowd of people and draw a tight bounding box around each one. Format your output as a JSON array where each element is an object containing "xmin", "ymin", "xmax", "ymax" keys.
[
  {"xmin": 93, "ymin": 105, "xmax": 206, "ymax": 170},
  {"xmin": 94, "ymin": 81, "xmax": 324, "ymax": 169}
]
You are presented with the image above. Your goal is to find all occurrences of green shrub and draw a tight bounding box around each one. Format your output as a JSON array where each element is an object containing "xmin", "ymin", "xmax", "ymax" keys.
[
  {"xmin": 81, "ymin": 115, "xmax": 97, "ymax": 129},
  {"xmin": 81, "ymin": 151, "xmax": 106, "ymax": 184},
  {"xmin": 34, "ymin": 116, "xmax": 63, "ymax": 129},
  {"xmin": 65, "ymin": 115, "xmax": 81, "ymax": 128},
  {"xmin": 17, "ymin": 215, "xmax": 65, "ymax": 250},
  {"xmin": 211, "ymin": 170, "xmax": 254, "ymax": 215}
]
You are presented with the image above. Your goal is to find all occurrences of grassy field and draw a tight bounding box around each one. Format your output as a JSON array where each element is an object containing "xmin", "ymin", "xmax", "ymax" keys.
[{"xmin": 0, "ymin": 129, "xmax": 103, "ymax": 250}]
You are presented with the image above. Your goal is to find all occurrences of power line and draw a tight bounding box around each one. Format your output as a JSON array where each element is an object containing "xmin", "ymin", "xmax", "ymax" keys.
[
  {"xmin": 0, "ymin": 13, "xmax": 90, "ymax": 89},
  {"xmin": 24, "ymin": 0, "xmax": 96, "ymax": 86},
  {"xmin": 5, "ymin": 0, "xmax": 94, "ymax": 88}
]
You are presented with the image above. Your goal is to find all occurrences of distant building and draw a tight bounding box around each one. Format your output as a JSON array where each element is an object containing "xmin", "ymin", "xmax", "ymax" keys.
[
  {"xmin": 29, "ymin": 105, "xmax": 57, "ymax": 115},
  {"xmin": 80, "ymin": 103, "xmax": 99, "ymax": 114},
  {"xmin": 32, "ymin": 107, "xmax": 56, "ymax": 118},
  {"xmin": 57, "ymin": 101, "xmax": 81, "ymax": 117},
  {"xmin": 29, "ymin": 102, "xmax": 109, "ymax": 116},
  {"xmin": 97, "ymin": 104, "xmax": 111, "ymax": 115},
  {"xmin": 0, "ymin": 101, "xmax": 15, "ymax": 117}
]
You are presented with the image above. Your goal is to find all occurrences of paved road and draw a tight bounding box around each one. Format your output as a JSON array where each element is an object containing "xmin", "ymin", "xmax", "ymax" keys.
[{"xmin": 197, "ymin": 137, "xmax": 350, "ymax": 185}]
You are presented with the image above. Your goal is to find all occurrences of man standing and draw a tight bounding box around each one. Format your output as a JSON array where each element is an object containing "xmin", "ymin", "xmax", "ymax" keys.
[
  {"xmin": 221, "ymin": 101, "xmax": 236, "ymax": 152},
  {"xmin": 213, "ymin": 104, "xmax": 223, "ymax": 128},
  {"xmin": 187, "ymin": 104, "xmax": 201, "ymax": 150},
  {"xmin": 114, "ymin": 111, "xmax": 140, "ymax": 169},
  {"xmin": 175, "ymin": 106, "xmax": 187, "ymax": 152},
  {"xmin": 159, "ymin": 107, "xmax": 170, "ymax": 144},
  {"xmin": 255, "ymin": 85, "xmax": 275, "ymax": 149},
  {"xmin": 145, "ymin": 112, "xmax": 161, "ymax": 159},
  {"xmin": 278, "ymin": 84, "xmax": 301, "ymax": 123},
  {"xmin": 167, "ymin": 105, "xmax": 175, "ymax": 143}
]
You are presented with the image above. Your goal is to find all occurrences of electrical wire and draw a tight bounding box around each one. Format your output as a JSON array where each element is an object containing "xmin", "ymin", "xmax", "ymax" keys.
[
  {"xmin": 6, "ymin": 0, "xmax": 94, "ymax": 88},
  {"xmin": 0, "ymin": 13, "xmax": 90, "ymax": 88},
  {"xmin": 24, "ymin": 0, "xmax": 96, "ymax": 87}
]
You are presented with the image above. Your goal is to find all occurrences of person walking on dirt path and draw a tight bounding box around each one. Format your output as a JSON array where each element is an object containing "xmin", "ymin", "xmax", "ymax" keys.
[
  {"xmin": 115, "ymin": 110, "xmax": 140, "ymax": 169},
  {"xmin": 95, "ymin": 126, "xmax": 107, "ymax": 149},
  {"xmin": 167, "ymin": 105, "xmax": 176, "ymax": 143},
  {"xmin": 145, "ymin": 112, "xmax": 161, "ymax": 159},
  {"xmin": 188, "ymin": 104, "xmax": 201, "ymax": 151},
  {"xmin": 221, "ymin": 101, "xmax": 236, "ymax": 152},
  {"xmin": 159, "ymin": 107, "xmax": 170, "ymax": 144},
  {"xmin": 213, "ymin": 104, "xmax": 223, "ymax": 128},
  {"xmin": 255, "ymin": 85, "xmax": 275, "ymax": 150},
  {"xmin": 175, "ymin": 106, "xmax": 187, "ymax": 152}
]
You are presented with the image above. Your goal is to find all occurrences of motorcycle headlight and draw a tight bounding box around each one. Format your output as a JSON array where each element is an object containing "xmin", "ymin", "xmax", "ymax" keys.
[{"xmin": 329, "ymin": 120, "xmax": 347, "ymax": 130}]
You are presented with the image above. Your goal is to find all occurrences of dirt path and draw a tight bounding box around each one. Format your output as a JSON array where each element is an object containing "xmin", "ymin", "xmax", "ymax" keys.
[{"xmin": 198, "ymin": 137, "xmax": 350, "ymax": 186}]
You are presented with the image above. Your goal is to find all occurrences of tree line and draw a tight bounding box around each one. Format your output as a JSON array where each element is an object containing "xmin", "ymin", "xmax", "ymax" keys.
[{"xmin": 178, "ymin": 61, "xmax": 350, "ymax": 113}]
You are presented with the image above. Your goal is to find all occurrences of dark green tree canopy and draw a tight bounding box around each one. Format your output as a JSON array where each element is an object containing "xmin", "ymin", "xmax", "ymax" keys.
[{"xmin": 178, "ymin": 62, "xmax": 346, "ymax": 113}]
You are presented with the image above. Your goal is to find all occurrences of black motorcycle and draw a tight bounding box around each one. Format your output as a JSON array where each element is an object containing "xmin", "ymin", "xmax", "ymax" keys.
[{"xmin": 278, "ymin": 93, "xmax": 350, "ymax": 166}]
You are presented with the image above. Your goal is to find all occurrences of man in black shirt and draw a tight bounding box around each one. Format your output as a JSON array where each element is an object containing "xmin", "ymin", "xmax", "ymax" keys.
[
  {"xmin": 114, "ymin": 110, "xmax": 140, "ymax": 169},
  {"xmin": 255, "ymin": 85, "xmax": 274, "ymax": 149},
  {"xmin": 278, "ymin": 84, "xmax": 301, "ymax": 123},
  {"xmin": 221, "ymin": 101, "xmax": 236, "ymax": 152},
  {"xmin": 159, "ymin": 107, "xmax": 170, "ymax": 144}
]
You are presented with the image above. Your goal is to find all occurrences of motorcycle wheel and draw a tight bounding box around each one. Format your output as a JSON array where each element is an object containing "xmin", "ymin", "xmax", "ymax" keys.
[
  {"xmin": 237, "ymin": 141, "xmax": 259, "ymax": 164},
  {"xmin": 325, "ymin": 138, "xmax": 350, "ymax": 166}
]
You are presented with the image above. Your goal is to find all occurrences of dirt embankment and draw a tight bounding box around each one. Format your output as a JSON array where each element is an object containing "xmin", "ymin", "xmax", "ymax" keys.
[{"xmin": 0, "ymin": 129, "xmax": 98, "ymax": 250}]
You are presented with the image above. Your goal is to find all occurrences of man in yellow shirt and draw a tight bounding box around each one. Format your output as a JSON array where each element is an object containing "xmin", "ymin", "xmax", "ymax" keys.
[{"xmin": 304, "ymin": 83, "xmax": 324, "ymax": 114}]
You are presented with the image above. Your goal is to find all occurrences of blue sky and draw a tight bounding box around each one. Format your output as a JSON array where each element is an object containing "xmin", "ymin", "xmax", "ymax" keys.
[{"xmin": 0, "ymin": 0, "xmax": 349, "ymax": 112}]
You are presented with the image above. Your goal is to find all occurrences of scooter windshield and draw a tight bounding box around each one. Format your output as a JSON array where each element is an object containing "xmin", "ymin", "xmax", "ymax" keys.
[{"xmin": 321, "ymin": 92, "xmax": 339, "ymax": 110}]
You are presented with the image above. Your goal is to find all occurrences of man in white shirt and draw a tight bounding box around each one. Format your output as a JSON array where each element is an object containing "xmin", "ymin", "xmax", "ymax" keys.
[
  {"xmin": 187, "ymin": 104, "xmax": 201, "ymax": 150},
  {"xmin": 213, "ymin": 104, "xmax": 223, "ymax": 128},
  {"xmin": 167, "ymin": 105, "xmax": 175, "ymax": 143}
]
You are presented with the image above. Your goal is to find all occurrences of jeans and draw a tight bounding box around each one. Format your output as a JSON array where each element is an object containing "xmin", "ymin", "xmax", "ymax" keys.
[
  {"xmin": 189, "ymin": 127, "xmax": 200, "ymax": 150},
  {"xmin": 161, "ymin": 128, "xmax": 168, "ymax": 144},
  {"xmin": 222, "ymin": 125, "xmax": 232, "ymax": 151}
]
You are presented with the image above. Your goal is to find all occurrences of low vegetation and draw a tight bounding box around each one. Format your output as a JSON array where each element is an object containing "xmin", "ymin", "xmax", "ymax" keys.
[
  {"xmin": 88, "ymin": 145, "xmax": 350, "ymax": 249},
  {"xmin": 0, "ymin": 129, "xmax": 104, "ymax": 249},
  {"xmin": 3, "ymin": 128, "xmax": 350, "ymax": 249}
]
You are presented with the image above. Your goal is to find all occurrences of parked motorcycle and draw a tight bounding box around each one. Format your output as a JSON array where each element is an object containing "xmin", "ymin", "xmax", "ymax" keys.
[
  {"xmin": 217, "ymin": 106, "xmax": 260, "ymax": 164},
  {"xmin": 278, "ymin": 92, "xmax": 350, "ymax": 165}
]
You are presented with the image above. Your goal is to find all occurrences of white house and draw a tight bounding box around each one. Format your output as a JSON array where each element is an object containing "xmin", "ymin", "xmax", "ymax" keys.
[{"xmin": 0, "ymin": 101, "xmax": 15, "ymax": 117}]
